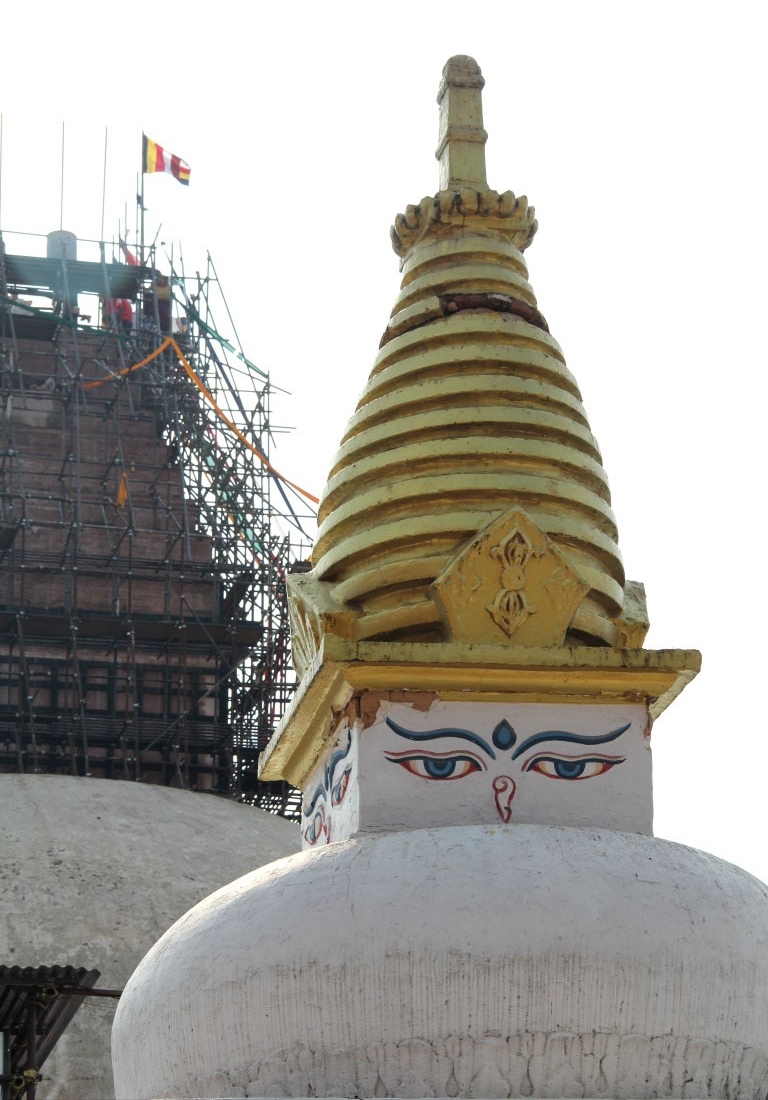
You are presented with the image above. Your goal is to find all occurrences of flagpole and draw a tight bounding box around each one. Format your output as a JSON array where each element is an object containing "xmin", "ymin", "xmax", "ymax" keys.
[
  {"xmin": 140, "ymin": 133, "xmax": 145, "ymax": 265},
  {"xmin": 0, "ymin": 114, "xmax": 4, "ymax": 230},
  {"xmin": 138, "ymin": 173, "xmax": 144, "ymax": 263},
  {"xmin": 59, "ymin": 121, "xmax": 65, "ymax": 230},
  {"xmin": 100, "ymin": 127, "xmax": 108, "ymax": 244}
]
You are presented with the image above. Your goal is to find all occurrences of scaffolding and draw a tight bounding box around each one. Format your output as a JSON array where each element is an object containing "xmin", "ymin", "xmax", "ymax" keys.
[{"xmin": 0, "ymin": 231, "xmax": 315, "ymax": 820}]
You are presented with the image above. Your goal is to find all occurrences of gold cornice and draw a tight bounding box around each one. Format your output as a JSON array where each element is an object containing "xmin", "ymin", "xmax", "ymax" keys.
[
  {"xmin": 259, "ymin": 648, "xmax": 355, "ymax": 789},
  {"xmin": 259, "ymin": 636, "xmax": 701, "ymax": 788}
]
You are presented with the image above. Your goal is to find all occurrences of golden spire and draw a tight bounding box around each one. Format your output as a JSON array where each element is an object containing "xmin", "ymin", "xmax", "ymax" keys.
[
  {"xmin": 260, "ymin": 57, "xmax": 698, "ymax": 790},
  {"xmin": 302, "ymin": 55, "xmax": 637, "ymax": 662},
  {"xmin": 436, "ymin": 55, "xmax": 488, "ymax": 191}
]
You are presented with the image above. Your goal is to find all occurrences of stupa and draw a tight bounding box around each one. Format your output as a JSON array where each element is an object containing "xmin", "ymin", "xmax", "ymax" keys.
[{"xmin": 111, "ymin": 57, "xmax": 768, "ymax": 1100}]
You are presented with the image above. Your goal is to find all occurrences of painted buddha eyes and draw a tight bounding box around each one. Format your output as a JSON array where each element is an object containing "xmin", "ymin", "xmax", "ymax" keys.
[
  {"xmin": 524, "ymin": 755, "xmax": 623, "ymax": 780},
  {"xmin": 331, "ymin": 765, "xmax": 352, "ymax": 806},
  {"xmin": 385, "ymin": 753, "xmax": 483, "ymax": 780},
  {"xmin": 303, "ymin": 807, "xmax": 327, "ymax": 845},
  {"xmin": 383, "ymin": 717, "xmax": 630, "ymax": 786},
  {"xmin": 385, "ymin": 750, "xmax": 623, "ymax": 782}
]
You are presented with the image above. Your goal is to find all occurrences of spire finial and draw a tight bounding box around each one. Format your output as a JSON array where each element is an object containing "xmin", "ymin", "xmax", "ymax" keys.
[{"xmin": 436, "ymin": 55, "xmax": 488, "ymax": 191}]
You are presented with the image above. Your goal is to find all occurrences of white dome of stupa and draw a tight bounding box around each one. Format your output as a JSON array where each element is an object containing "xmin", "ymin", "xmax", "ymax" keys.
[{"xmin": 113, "ymin": 825, "xmax": 768, "ymax": 1099}]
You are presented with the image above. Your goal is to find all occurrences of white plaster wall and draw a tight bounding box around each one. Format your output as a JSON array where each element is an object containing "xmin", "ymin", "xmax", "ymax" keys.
[
  {"xmin": 301, "ymin": 701, "xmax": 652, "ymax": 846},
  {"xmin": 112, "ymin": 825, "xmax": 768, "ymax": 1100},
  {"xmin": 361, "ymin": 701, "xmax": 651, "ymax": 836},
  {"xmin": 0, "ymin": 775, "xmax": 300, "ymax": 1100}
]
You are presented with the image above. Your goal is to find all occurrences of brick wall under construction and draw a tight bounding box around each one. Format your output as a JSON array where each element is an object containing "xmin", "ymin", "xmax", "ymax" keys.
[{"xmin": 0, "ymin": 248, "xmax": 305, "ymax": 816}]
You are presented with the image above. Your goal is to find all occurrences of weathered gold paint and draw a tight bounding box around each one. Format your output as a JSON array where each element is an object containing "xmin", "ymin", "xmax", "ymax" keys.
[
  {"xmin": 430, "ymin": 509, "xmax": 590, "ymax": 646},
  {"xmin": 310, "ymin": 173, "xmax": 625, "ymax": 646},
  {"xmin": 436, "ymin": 54, "xmax": 488, "ymax": 191},
  {"xmin": 260, "ymin": 637, "xmax": 701, "ymax": 787}
]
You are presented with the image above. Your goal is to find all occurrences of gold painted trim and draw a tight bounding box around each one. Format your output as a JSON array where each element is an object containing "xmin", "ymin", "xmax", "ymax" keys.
[
  {"xmin": 258, "ymin": 650, "xmax": 355, "ymax": 789},
  {"xmin": 259, "ymin": 637, "xmax": 701, "ymax": 787}
]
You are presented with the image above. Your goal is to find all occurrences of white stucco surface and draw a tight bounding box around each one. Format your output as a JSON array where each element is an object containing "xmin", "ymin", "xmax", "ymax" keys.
[
  {"xmin": 112, "ymin": 824, "xmax": 768, "ymax": 1100},
  {"xmin": 358, "ymin": 701, "xmax": 652, "ymax": 835},
  {"xmin": 0, "ymin": 775, "xmax": 300, "ymax": 1100},
  {"xmin": 301, "ymin": 701, "xmax": 652, "ymax": 850}
]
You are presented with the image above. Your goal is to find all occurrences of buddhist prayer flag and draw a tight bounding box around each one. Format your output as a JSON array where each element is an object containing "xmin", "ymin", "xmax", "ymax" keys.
[{"xmin": 142, "ymin": 135, "xmax": 191, "ymax": 185}]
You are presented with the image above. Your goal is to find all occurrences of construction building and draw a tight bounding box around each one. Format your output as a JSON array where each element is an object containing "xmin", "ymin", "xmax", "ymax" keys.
[{"xmin": 0, "ymin": 229, "xmax": 313, "ymax": 818}]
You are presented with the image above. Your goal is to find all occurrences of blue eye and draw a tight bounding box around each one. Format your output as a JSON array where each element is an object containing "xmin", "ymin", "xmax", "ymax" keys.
[
  {"xmin": 304, "ymin": 811, "xmax": 325, "ymax": 844},
  {"xmin": 331, "ymin": 765, "xmax": 351, "ymax": 806},
  {"xmin": 552, "ymin": 759, "xmax": 587, "ymax": 779},
  {"xmin": 385, "ymin": 753, "xmax": 484, "ymax": 781},
  {"xmin": 526, "ymin": 756, "xmax": 623, "ymax": 780},
  {"xmin": 424, "ymin": 758, "xmax": 460, "ymax": 779}
]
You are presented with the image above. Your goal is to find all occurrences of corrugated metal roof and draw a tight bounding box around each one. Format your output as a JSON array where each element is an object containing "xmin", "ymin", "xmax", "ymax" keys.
[{"xmin": 0, "ymin": 965, "xmax": 102, "ymax": 1079}]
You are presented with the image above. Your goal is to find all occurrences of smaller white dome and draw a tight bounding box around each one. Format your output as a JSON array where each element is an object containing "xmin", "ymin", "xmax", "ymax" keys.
[
  {"xmin": 1, "ymin": 775, "xmax": 300, "ymax": 1100},
  {"xmin": 112, "ymin": 825, "xmax": 768, "ymax": 1100}
]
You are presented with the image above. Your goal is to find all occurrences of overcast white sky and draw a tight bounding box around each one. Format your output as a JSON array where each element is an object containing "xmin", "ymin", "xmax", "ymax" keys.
[{"xmin": 2, "ymin": 1, "xmax": 767, "ymax": 880}]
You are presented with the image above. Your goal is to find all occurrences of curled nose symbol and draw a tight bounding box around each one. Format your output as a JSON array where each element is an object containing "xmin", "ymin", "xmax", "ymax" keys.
[{"xmin": 493, "ymin": 775, "xmax": 516, "ymax": 823}]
